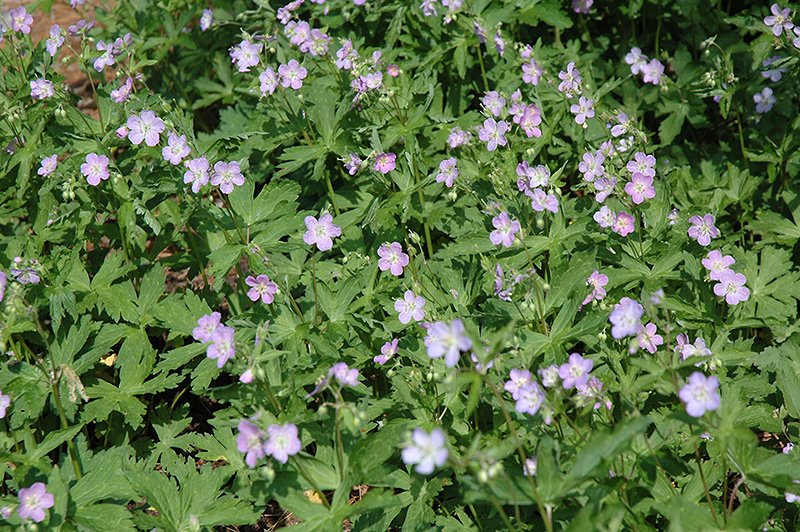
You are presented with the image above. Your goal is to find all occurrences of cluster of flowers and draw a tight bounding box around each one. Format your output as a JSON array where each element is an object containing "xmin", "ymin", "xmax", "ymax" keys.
[
  {"xmin": 516, "ymin": 162, "xmax": 558, "ymax": 213},
  {"xmin": 237, "ymin": 421, "xmax": 302, "ymax": 466},
  {"xmin": 343, "ymin": 151, "xmax": 397, "ymax": 176},
  {"xmin": 624, "ymin": 47, "xmax": 665, "ymax": 85},
  {"xmin": 193, "ymin": 312, "xmax": 236, "ymax": 368},
  {"xmin": 701, "ymin": 249, "xmax": 750, "ymax": 305},
  {"xmin": 753, "ymin": 55, "xmax": 787, "ymax": 114}
]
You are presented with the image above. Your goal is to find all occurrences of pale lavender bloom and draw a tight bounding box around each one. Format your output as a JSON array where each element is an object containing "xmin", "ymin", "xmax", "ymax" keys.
[
  {"xmin": 17, "ymin": 483, "xmax": 54, "ymax": 523},
  {"xmin": 557, "ymin": 61, "xmax": 582, "ymax": 97},
  {"xmin": 200, "ymin": 9, "xmax": 213, "ymax": 31},
  {"xmin": 594, "ymin": 206, "xmax": 616, "ymax": 228},
  {"xmin": 374, "ymin": 152, "xmax": 396, "ymax": 173},
  {"xmin": 304, "ymin": 29, "xmax": 331, "ymax": 56},
  {"xmin": 420, "ymin": 0, "xmax": 438, "ymax": 17},
  {"xmin": 378, "ymin": 242, "xmax": 409, "ymax": 276},
  {"xmin": 436, "ymin": 157, "xmax": 458, "ymax": 187},
  {"xmin": 582, "ymin": 270, "xmax": 608, "ymax": 306},
  {"xmin": 46, "ymin": 25, "xmax": 64, "ymax": 57},
  {"xmin": 764, "ymin": 3, "xmax": 793, "ymax": 36},
  {"xmin": 538, "ymin": 364, "xmax": 560, "ymax": 388},
  {"xmin": 509, "ymin": 90, "xmax": 526, "ymax": 123},
  {"xmin": 30, "ymin": 79, "xmax": 54, "ymax": 100},
  {"xmin": 594, "ymin": 177, "xmax": 616, "ymax": 202},
  {"xmin": 519, "ymin": 105, "xmax": 542, "ymax": 138},
  {"xmin": 402, "ymin": 428, "xmax": 448, "ymax": 475},
  {"xmin": 111, "ymin": 77, "xmax": 134, "ymax": 103},
  {"xmin": 240, "ymin": 369, "xmax": 254, "ymax": 383},
  {"xmin": 10, "ymin": 7, "xmax": 33, "ymax": 34},
  {"xmin": 490, "ymin": 212, "xmax": 520, "ymax": 247},
  {"xmin": 668, "ymin": 208, "xmax": 680, "ymax": 225},
  {"xmin": 0, "ymin": 390, "xmax": 10, "ymax": 418},
  {"xmin": 478, "ymin": 118, "xmax": 509, "ymax": 151},
  {"xmin": 576, "ymin": 377, "xmax": 607, "ymax": 409},
  {"xmin": 637, "ymin": 323, "xmax": 663, "ymax": 354},
  {"xmin": 246, "ymin": 274, "xmax": 278, "ymax": 304},
  {"xmin": 494, "ymin": 264, "xmax": 512, "ymax": 301},
  {"xmin": 761, "ymin": 56, "xmax": 787, "ymax": 82},
  {"xmin": 329, "ymin": 362, "xmax": 359, "ymax": 386},
  {"xmin": 482, "ymin": 91, "xmax": 505, "ymax": 117},
  {"xmin": 68, "ymin": 19, "xmax": 95, "ymax": 37},
  {"xmin": 579, "ymin": 151, "xmax": 605, "ymax": 182},
  {"xmin": 626, "ymin": 152, "xmax": 657, "ymax": 177},
  {"xmin": 447, "ymin": 126, "xmax": 472, "ymax": 148},
  {"xmin": 81, "ymin": 153, "xmax": 110, "ymax": 186},
  {"xmin": 395, "ymin": 290, "xmax": 426, "ymax": 324},
  {"xmin": 515, "ymin": 383, "xmax": 545, "ymax": 415},
  {"xmin": 259, "ymin": 67, "xmax": 278, "ymax": 96},
  {"xmin": 93, "ymin": 40, "xmax": 115, "ymax": 71},
  {"xmin": 184, "ymin": 156, "xmax": 210, "ymax": 193},
  {"xmin": 679, "ymin": 372, "xmax": 720, "ymax": 417},
  {"xmin": 344, "ymin": 153, "xmax": 363, "ymax": 175},
  {"xmin": 38, "ymin": 155, "xmax": 58, "ymax": 177},
  {"xmin": 687, "ymin": 214, "xmax": 719, "ymax": 246},
  {"xmin": 530, "ymin": 188, "xmax": 558, "ymax": 213},
  {"xmin": 127, "ymin": 110, "xmax": 165, "ymax": 147},
  {"xmin": 425, "ymin": 320, "xmax": 472, "ymax": 367},
  {"xmin": 625, "ymin": 172, "xmax": 656, "ymax": 204},
  {"xmin": 375, "ymin": 338, "xmax": 399, "ymax": 365},
  {"xmin": 570, "ymin": 96, "xmax": 595, "ymax": 125},
  {"xmin": 523, "ymin": 457, "xmax": 537, "ymax": 476},
  {"xmin": 701, "ymin": 250, "xmax": 735, "ymax": 280},
  {"xmin": 303, "ymin": 214, "xmax": 341, "ymax": 251},
  {"xmin": 237, "ymin": 420, "xmax": 267, "ymax": 467},
  {"xmin": 784, "ymin": 443, "xmax": 794, "ymax": 454},
  {"xmin": 558, "ymin": 353, "xmax": 593, "ymax": 389},
  {"xmin": 793, "ymin": 26, "xmax": 800, "ymax": 48},
  {"xmin": 336, "ymin": 39, "xmax": 358, "ymax": 70},
  {"xmin": 680, "ymin": 337, "xmax": 712, "ymax": 362},
  {"xmin": 193, "ymin": 312, "xmax": 221, "ymax": 343},
  {"xmin": 713, "ymin": 270, "xmax": 750, "ymax": 305},
  {"xmin": 504, "ymin": 369, "xmax": 532, "ymax": 399},
  {"xmin": 207, "ymin": 326, "xmax": 236, "ymax": 367},
  {"xmin": 279, "ymin": 59, "xmax": 307, "ymax": 89},
  {"xmin": 11, "ymin": 265, "xmax": 40, "ymax": 285},
  {"xmin": 612, "ymin": 212, "xmax": 635, "ymax": 237},
  {"xmin": 211, "ymin": 161, "xmax": 245, "ymax": 194},
  {"xmin": 522, "ymin": 58, "xmax": 542, "ymax": 85},
  {"xmin": 610, "ymin": 113, "xmax": 631, "ymax": 137},
  {"xmin": 517, "ymin": 162, "xmax": 549, "ymax": 193},
  {"xmin": 0, "ymin": 272, "xmax": 6, "ymax": 303},
  {"xmin": 625, "ymin": 47, "xmax": 649, "ymax": 75},
  {"xmin": 287, "ymin": 20, "xmax": 311, "ymax": 46},
  {"xmin": 71, "ymin": 0, "xmax": 86, "ymax": 7},
  {"xmin": 473, "ymin": 21, "xmax": 488, "ymax": 43},
  {"xmin": 610, "ymin": 298, "xmax": 643, "ymax": 339},
  {"xmin": 572, "ymin": 0, "xmax": 593, "ymax": 14},
  {"xmin": 264, "ymin": 424, "xmax": 302, "ymax": 463},
  {"xmin": 230, "ymin": 40, "xmax": 262, "ymax": 72},
  {"xmin": 162, "ymin": 132, "xmax": 190, "ymax": 165},
  {"xmin": 520, "ymin": 44, "xmax": 534, "ymax": 59},
  {"xmin": 494, "ymin": 31, "xmax": 505, "ymax": 56},
  {"xmin": 642, "ymin": 59, "xmax": 664, "ymax": 85},
  {"xmin": 754, "ymin": 87, "xmax": 776, "ymax": 113}
]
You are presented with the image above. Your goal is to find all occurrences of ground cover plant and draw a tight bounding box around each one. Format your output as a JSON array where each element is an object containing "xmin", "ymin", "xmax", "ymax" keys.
[{"xmin": 1, "ymin": 0, "xmax": 800, "ymax": 530}]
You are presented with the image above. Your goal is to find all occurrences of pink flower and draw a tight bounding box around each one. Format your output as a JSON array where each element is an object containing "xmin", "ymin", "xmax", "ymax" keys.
[
  {"xmin": 10, "ymin": 7, "xmax": 33, "ymax": 34},
  {"xmin": 713, "ymin": 270, "xmax": 750, "ymax": 305},
  {"xmin": 478, "ymin": 118, "xmax": 509, "ymax": 151},
  {"xmin": 626, "ymin": 152, "xmax": 656, "ymax": 177},
  {"xmin": 679, "ymin": 373, "xmax": 720, "ymax": 417},
  {"xmin": 229, "ymin": 40, "xmax": 262, "ymax": 72},
  {"xmin": 336, "ymin": 39, "xmax": 358, "ymax": 69},
  {"xmin": 387, "ymin": 64, "xmax": 400, "ymax": 77},
  {"xmin": 519, "ymin": 105, "xmax": 542, "ymax": 138},
  {"xmin": 558, "ymin": 61, "xmax": 582, "ymax": 97},
  {"xmin": 374, "ymin": 338, "xmax": 399, "ymax": 365},
  {"xmin": 127, "ymin": 110, "xmax": 165, "ymax": 147},
  {"xmin": 303, "ymin": 213, "xmax": 341, "ymax": 251},
  {"xmin": 378, "ymin": 242, "xmax": 409, "ymax": 276},
  {"xmin": 625, "ymin": 47, "xmax": 649, "ymax": 75},
  {"xmin": 81, "ymin": 153, "xmax": 110, "ymax": 186},
  {"xmin": 111, "ymin": 77, "xmax": 134, "ymax": 103},
  {"xmin": 522, "ymin": 59, "xmax": 542, "ymax": 85},
  {"xmin": 436, "ymin": 157, "xmax": 458, "ymax": 187},
  {"xmin": 193, "ymin": 312, "xmax": 221, "ymax": 343},
  {"xmin": 38, "ymin": 155, "xmax": 58, "ymax": 177},
  {"xmin": 184, "ymin": 156, "xmax": 210, "ymax": 193},
  {"xmin": 374, "ymin": 152, "xmax": 397, "ymax": 173},
  {"xmin": 394, "ymin": 290, "xmax": 425, "ymax": 324},
  {"xmin": 236, "ymin": 420, "xmax": 266, "ymax": 467},
  {"xmin": 30, "ymin": 79, "xmax": 54, "ymax": 100},
  {"xmin": 490, "ymin": 211, "xmax": 520, "ymax": 247},
  {"xmin": 245, "ymin": 274, "xmax": 278, "ymax": 304},
  {"xmin": 558, "ymin": 353, "xmax": 593, "ymax": 389},
  {"xmin": 17, "ymin": 482, "xmax": 54, "ymax": 523},
  {"xmin": 582, "ymin": 270, "xmax": 608, "ymax": 306},
  {"xmin": 211, "ymin": 161, "xmax": 245, "ymax": 194},
  {"xmin": 482, "ymin": 91, "xmax": 505, "ymax": 117},
  {"xmin": 344, "ymin": 153, "xmax": 363, "ymax": 175},
  {"xmin": 642, "ymin": 59, "xmax": 665, "ymax": 85},
  {"xmin": 207, "ymin": 326, "xmax": 236, "ymax": 368},
  {"xmin": 594, "ymin": 177, "xmax": 617, "ymax": 203},
  {"xmin": 162, "ymin": 132, "xmax": 190, "ymax": 165},
  {"xmin": 0, "ymin": 389, "xmax": 10, "ymax": 418},
  {"xmin": 637, "ymin": 322, "xmax": 663, "ymax": 354},
  {"xmin": 764, "ymin": 3, "xmax": 794, "ymax": 36},
  {"xmin": 46, "ymin": 25, "xmax": 64, "ymax": 57},
  {"xmin": 594, "ymin": 206, "xmax": 616, "ymax": 228},
  {"xmin": 259, "ymin": 67, "xmax": 278, "ymax": 96},
  {"xmin": 530, "ymin": 188, "xmax": 558, "ymax": 213},
  {"xmin": 624, "ymin": 172, "xmax": 656, "ymax": 204},
  {"xmin": 612, "ymin": 211, "xmax": 635, "ymax": 237},
  {"xmin": 687, "ymin": 214, "xmax": 719, "ymax": 246},
  {"xmin": 263, "ymin": 423, "xmax": 302, "ymax": 463},
  {"xmin": 504, "ymin": 369, "xmax": 533, "ymax": 399},
  {"xmin": 93, "ymin": 40, "xmax": 116, "ymax": 71},
  {"xmin": 279, "ymin": 59, "xmax": 307, "ymax": 89},
  {"xmin": 200, "ymin": 9, "xmax": 213, "ymax": 31},
  {"xmin": 701, "ymin": 250, "xmax": 735, "ymax": 280},
  {"xmin": 579, "ymin": 151, "xmax": 605, "ymax": 182},
  {"xmin": 570, "ymin": 96, "xmax": 595, "ymax": 125}
]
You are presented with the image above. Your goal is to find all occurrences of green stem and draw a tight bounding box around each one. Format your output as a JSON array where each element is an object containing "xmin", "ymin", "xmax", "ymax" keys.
[
  {"xmin": 323, "ymin": 173, "xmax": 340, "ymax": 216},
  {"xmin": 335, "ymin": 407, "xmax": 346, "ymax": 482},
  {"xmin": 293, "ymin": 457, "xmax": 332, "ymax": 510},
  {"xmin": 312, "ymin": 252, "xmax": 319, "ymax": 325},
  {"xmin": 278, "ymin": 87, "xmax": 313, "ymax": 146},
  {"xmin": 476, "ymin": 45, "xmax": 489, "ymax": 93}
]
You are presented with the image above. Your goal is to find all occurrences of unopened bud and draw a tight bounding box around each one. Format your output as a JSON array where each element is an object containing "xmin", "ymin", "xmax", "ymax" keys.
[
  {"xmin": 536, "ymin": 218, "xmax": 545, "ymax": 230},
  {"xmin": 259, "ymin": 465, "xmax": 275, "ymax": 482}
]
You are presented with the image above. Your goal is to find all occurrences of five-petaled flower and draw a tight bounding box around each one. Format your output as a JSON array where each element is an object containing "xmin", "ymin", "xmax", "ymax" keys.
[
  {"xmin": 395, "ymin": 290, "xmax": 426, "ymax": 324},
  {"xmin": 425, "ymin": 319, "xmax": 472, "ymax": 367},
  {"xmin": 207, "ymin": 326, "xmax": 236, "ymax": 368},
  {"xmin": 211, "ymin": 161, "xmax": 245, "ymax": 194},
  {"xmin": 687, "ymin": 214, "xmax": 719, "ymax": 246},
  {"xmin": 279, "ymin": 59, "xmax": 308, "ymax": 89},
  {"xmin": 530, "ymin": 188, "xmax": 558, "ymax": 213},
  {"xmin": 478, "ymin": 118, "xmax": 509, "ymax": 151},
  {"xmin": 764, "ymin": 3, "xmax": 794, "ymax": 36},
  {"xmin": 436, "ymin": 157, "xmax": 459, "ymax": 187},
  {"xmin": 559, "ymin": 353, "xmax": 593, "ymax": 389},
  {"xmin": 713, "ymin": 270, "xmax": 750, "ymax": 305},
  {"xmin": 30, "ymin": 79, "xmax": 54, "ymax": 100},
  {"xmin": 374, "ymin": 338, "xmax": 399, "ymax": 365},
  {"xmin": 582, "ymin": 270, "xmax": 608, "ymax": 306},
  {"xmin": 303, "ymin": 214, "xmax": 342, "ymax": 251},
  {"xmin": 246, "ymin": 275, "xmax": 278, "ymax": 304},
  {"xmin": 609, "ymin": 297, "xmax": 644, "ymax": 339},
  {"xmin": 612, "ymin": 212, "xmax": 635, "ymax": 236},
  {"xmin": 490, "ymin": 211, "xmax": 520, "ymax": 247},
  {"xmin": 184, "ymin": 156, "xmax": 210, "ymax": 193},
  {"xmin": 264, "ymin": 423, "xmax": 302, "ymax": 463},
  {"xmin": 237, "ymin": 420, "xmax": 266, "ymax": 467},
  {"xmin": 679, "ymin": 372, "xmax": 720, "ymax": 417},
  {"xmin": 17, "ymin": 482, "xmax": 54, "ymax": 523},
  {"xmin": 193, "ymin": 312, "xmax": 221, "ymax": 343},
  {"xmin": 378, "ymin": 242, "xmax": 409, "ymax": 276},
  {"xmin": 10, "ymin": 7, "xmax": 34, "ymax": 34},
  {"xmin": 637, "ymin": 322, "xmax": 664, "ymax": 354},
  {"xmin": 81, "ymin": 153, "xmax": 110, "ymax": 186},
  {"xmin": 374, "ymin": 152, "xmax": 397, "ymax": 173},
  {"xmin": 127, "ymin": 110, "xmax": 166, "ymax": 147},
  {"xmin": 162, "ymin": 132, "xmax": 191, "ymax": 165},
  {"xmin": 402, "ymin": 428, "xmax": 448, "ymax": 475},
  {"xmin": 625, "ymin": 172, "xmax": 656, "ymax": 204},
  {"xmin": 701, "ymin": 250, "xmax": 735, "ymax": 280},
  {"xmin": 38, "ymin": 155, "xmax": 58, "ymax": 177}
]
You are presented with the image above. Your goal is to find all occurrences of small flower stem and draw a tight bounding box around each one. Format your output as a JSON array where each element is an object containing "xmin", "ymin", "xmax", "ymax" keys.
[
  {"xmin": 293, "ymin": 457, "xmax": 331, "ymax": 510},
  {"xmin": 390, "ymin": 92, "xmax": 407, "ymax": 126},
  {"xmin": 323, "ymin": 173, "xmax": 340, "ymax": 216},
  {"xmin": 520, "ymin": 238, "xmax": 549, "ymax": 336},
  {"xmin": 476, "ymin": 45, "xmax": 489, "ymax": 93},
  {"xmin": 635, "ymin": 209, "xmax": 646, "ymax": 262},
  {"xmin": 278, "ymin": 87, "xmax": 314, "ymax": 146},
  {"xmin": 222, "ymin": 196, "xmax": 247, "ymax": 244},
  {"xmin": 311, "ymin": 251, "xmax": 320, "ymax": 326},
  {"xmin": 693, "ymin": 437, "xmax": 720, "ymax": 525},
  {"xmin": 334, "ymin": 404, "xmax": 346, "ymax": 482},
  {"xmin": 185, "ymin": 222, "xmax": 210, "ymax": 287}
]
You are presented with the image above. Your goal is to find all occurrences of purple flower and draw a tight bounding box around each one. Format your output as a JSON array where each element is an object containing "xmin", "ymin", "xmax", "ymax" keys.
[
  {"xmin": 387, "ymin": 64, "xmax": 400, "ymax": 77},
  {"xmin": 81, "ymin": 153, "xmax": 110, "ymax": 186},
  {"xmin": 702, "ymin": 250, "xmax": 735, "ymax": 280},
  {"xmin": 473, "ymin": 21, "xmax": 488, "ymax": 43},
  {"xmin": 200, "ymin": 9, "xmax": 213, "ymax": 31},
  {"xmin": 522, "ymin": 59, "xmax": 542, "ymax": 85},
  {"xmin": 764, "ymin": 3, "xmax": 793, "ymax": 36},
  {"xmin": 517, "ymin": 162, "xmax": 549, "ymax": 192},
  {"xmin": 207, "ymin": 326, "xmax": 235, "ymax": 368},
  {"xmin": 0, "ymin": 272, "xmax": 5, "ymax": 302},
  {"xmin": 46, "ymin": 25, "xmax": 64, "ymax": 56},
  {"xmin": 0, "ymin": 389, "xmax": 10, "ymax": 418},
  {"xmin": 642, "ymin": 59, "xmax": 665, "ymax": 85},
  {"xmin": 625, "ymin": 172, "xmax": 656, "ymax": 204},
  {"xmin": 490, "ymin": 212, "xmax": 520, "ymax": 247},
  {"xmin": 193, "ymin": 312, "xmax": 221, "ymax": 343},
  {"xmin": 609, "ymin": 297, "xmax": 644, "ymax": 339},
  {"xmin": 395, "ymin": 290, "xmax": 426, "ymax": 324},
  {"xmin": 259, "ymin": 67, "xmax": 278, "ymax": 96},
  {"xmin": 127, "ymin": 110, "xmax": 165, "ymax": 147},
  {"xmin": 378, "ymin": 242, "xmax": 409, "ymax": 276},
  {"xmin": 17, "ymin": 483, "xmax": 54, "ymax": 523},
  {"xmin": 579, "ymin": 151, "xmax": 605, "ymax": 182},
  {"xmin": 162, "ymin": 132, "xmax": 190, "ymax": 165},
  {"xmin": 482, "ymin": 91, "xmax": 505, "ymax": 117},
  {"xmin": 515, "ymin": 383, "xmax": 545, "ymax": 415},
  {"xmin": 279, "ymin": 59, "xmax": 307, "ymax": 89},
  {"xmin": 530, "ymin": 188, "xmax": 558, "ymax": 213},
  {"xmin": 303, "ymin": 213, "xmax": 341, "ymax": 251},
  {"xmin": 30, "ymin": 79, "xmax": 54, "ymax": 100},
  {"xmin": 572, "ymin": 0, "xmax": 593, "ymax": 14},
  {"xmin": 305, "ymin": 29, "xmax": 331, "ymax": 56},
  {"xmin": 10, "ymin": 7, "xmax": 33, "ymax": 34},
  {"xmin": 612, "ymin": 212, "xmax": 635, "ymax": 237},
  {"xmin": 230, "ymin": 40, "xmax": 262, "ymax": 73},
  {"xmin": 38, "ymin": 155, "xmax": 58, "ymax": 177},
  {"xmin": 111, "ymin": 77, "xmax": 134, "ymax": 103},
  {"xmin": 336, "ymin": 39, "xmax": 358, "ymax": 70},
  {"xmin": 713, "ymin": 270, "xmax": 750, "ymax": 305},
  {"xmin": 524, "ymin": 457, "xmax": 538, "ymax": 476},
  {"xmin": 287, "ymin": 20, "xmax": 311, "ymax": 46},
  {"xmin": 93, "ymin": 40, "xmax": 116, "ymax": 72},
  {"xmin": 594, "ymin": 206, "xmax": 616, "ymax": 228},
  {"xmin": 374, "ymin": 153, "xmax": 396, "ymax": 173},
  {"xmin": 570, "ymin": 96, "xmax": 595, "ymax": 125},
  {"xmin": 68, "ymin": 19, "xmax": 95, "ymax": 37},
  {"xmin": 519, "ymin": 105, "xmax": 543, "ymax": 138},
  {"xmin": 637, "ymin": 322, "xmax": 663, "ymax": 354},
  {"xmin": 342, "ymin": 153, "xmax": 362, "ymax": 175},
  {"xmin": 494, "ymin": 30, "xmax": 506, "ymax": 56},
  {"xmin": 784, "ymin": 443, "xmax": 795, "ymax": 454},
  {"xmin": 754, "ymin": 87, "xmax": 776, "ymax": 113},
  {"xmin": 761, "ymin": 56, "xmax": 787, "ymax": 82},
  {"xmin": 582, "ymin": 270, "xmax": 608, "ymax": 306},
  {"xmin": 626, "ymin": 152, "xmax": 656, "ymax": 177},
  {"xmin": 329, "ymin": 362, "xmax": 360, "ymax": 386},
  {"xmin": 237, "ymin": 420, "xmax": 267, "ymax": 467},
  {"xmin": 184, "ymin": 156, "xmax": 210, "ymax": 193},
  {"xmin": 679, "ymin": 372, "xmax": 720, "ymax": 417},
  {"xmin": 610, "ymin": 113, "xmax": 631, "ymax": 137},
  {"xmin": 11, "ymin": 265, "xmax": 40, "ymax": 285},
  {"xmin": 558, "ymin": 62, "xmax": 582, "ymax": 97},
  {"xmin": 538, "ymin": 364, "xmax": 560, "ymax": 387},
  {"xmin": 504, "ymin": 369, "xmax": 533, "ymax": 399},
  {"xmin": 264, "ymin": 423, "xmax": 302, "ymax": 463},
  {"xmin": 436, "ymin": 157, "xmax": 458, "ymax": 187},
  {"xmin": 447, "ymin": 126, "xmax": 472, "ymax": 148},
  {"xmin": 425, "ymin": 319, "xmax": 472, "ymax": 367},
  {"xmin": 680, "ymin": 337, "xmax": 713, "ymax": 362},
  {"xmin": 246, "ymin": 274, "xmax": 278, "ymax": 304},
  {"xmin": 240, "ymin": 369, "xmax": 254, "ymax": 383},
  {"xmin": 687, "ymin": 214, "xmax": 719, "ymax": 246},
  {"xmin": 375, "ymin": 338, "xmax": 399, "ymax": 365},
  {"xmin": 211, "ymin": 161, "xmax": 245, "ymax": 194},
  {"xmin": 558, "ymin": 353, "xmax": 593, "ymax": 389},
  {"xmin": 478, "ymin": 118, "xmax": 509, "ymax": 151},
  {"xmin": 402, "ymin": 428, "xmax": 448, "ymax": 475},
  {"xmin": 625, "ymin": 47, "xmax": 649, "ymax": 75}
]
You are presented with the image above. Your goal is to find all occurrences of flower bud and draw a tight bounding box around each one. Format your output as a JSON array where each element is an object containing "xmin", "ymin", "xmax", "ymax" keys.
[
  {"xmin": 536, "ymin": 218, "xmax": 545, "ymax": 230},
  {"xmin": 318, "ymin": 404, "xmax": 328, "ymax": 417},
  {"xmin": 598, "ymin": 331, "xmax": 607, "ymax": 341},
  {"xmin": 259, "ymin": 465, "xmax": 275, "ymax": 482},
  {"xmin": 409, "ymin": 231, "xmax": 421, "ymax": 245}
]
